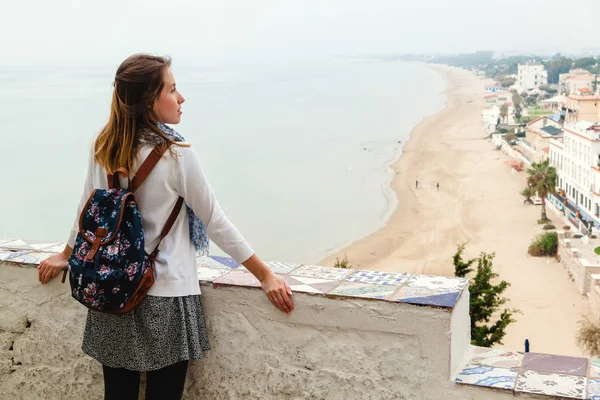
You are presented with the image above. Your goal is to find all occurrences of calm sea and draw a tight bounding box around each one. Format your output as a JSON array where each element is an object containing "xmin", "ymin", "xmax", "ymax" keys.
[{"xmin": 0, "ymin": 59, "xmax": 445, "ymax": 263}]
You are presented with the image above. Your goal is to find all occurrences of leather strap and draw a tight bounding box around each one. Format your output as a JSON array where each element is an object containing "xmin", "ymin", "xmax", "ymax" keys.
[
  {"xmin": 151, "ymin": 196, "xmax": 184, "ymax": 258},
  {"xmin": 103, "ymin": 143, "xmax": 181, "ymax": 260},
  {"xmin": 131, "ymin": 145, "xmax": 170, "ymax": 192},
  {"xmin": 107, "ymin": 168, "xmax": 132, "ymax": 190}
]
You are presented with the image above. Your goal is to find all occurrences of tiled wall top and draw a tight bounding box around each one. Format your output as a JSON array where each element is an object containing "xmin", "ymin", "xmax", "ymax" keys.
[
  {"xmin": 198, "ymin": 255, "xmax": 468, "ymax": 309},
  {"xmin": 0, "ymin": 238, "xmax": 468, "ymax": 309},
  {"xmin": 456, "ymin": 346, "xmax": 600, "ymax": 399}
]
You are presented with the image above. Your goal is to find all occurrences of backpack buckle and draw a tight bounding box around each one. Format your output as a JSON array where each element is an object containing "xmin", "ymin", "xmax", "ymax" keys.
[{"xmin": 85, "ymin": 227, "xmax": 109, "ymax": 261}]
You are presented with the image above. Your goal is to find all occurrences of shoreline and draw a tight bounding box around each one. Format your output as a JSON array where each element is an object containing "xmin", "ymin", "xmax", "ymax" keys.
[
  {"xmin": 318, "ymin": 64, "xmax": 463, "ymax": 272},
  {"xmin": 314, "ymin": 62, "xmax": 449, "ymax": 265},
  {"xmin": 319, "ymin": 64, "xmax": 591, "ymax": 356}
]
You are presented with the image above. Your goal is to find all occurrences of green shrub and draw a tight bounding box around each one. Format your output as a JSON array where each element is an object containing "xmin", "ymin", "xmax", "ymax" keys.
[
  {"xmin": 334, "ymin": 255, "xmax": 352, "ymax": 269},
  {"xmin": 528, "ymin": 232, "xmax": 558, "ymax": 257}
]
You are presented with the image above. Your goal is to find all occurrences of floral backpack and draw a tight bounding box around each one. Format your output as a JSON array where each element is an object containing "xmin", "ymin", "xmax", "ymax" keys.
[{"xmin": 62, "ymin": 144, "xmax": 183, "ymax": 314}]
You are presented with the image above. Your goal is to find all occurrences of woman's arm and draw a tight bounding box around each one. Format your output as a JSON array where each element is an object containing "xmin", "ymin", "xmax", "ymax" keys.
[
  {"xmin": 242, "ymin": 254, "xmax": 294, "ymax": 314},
  {"xmin": 38, "ymin": 245, "xmax": 72, "ymax": 284},
  {"xmin": 176, "ymin": 146, "xmax": 294, "ymax": 314},
  {"xmin": 40, "ymin": 143, "xmax": 94, "ymax": 284}
]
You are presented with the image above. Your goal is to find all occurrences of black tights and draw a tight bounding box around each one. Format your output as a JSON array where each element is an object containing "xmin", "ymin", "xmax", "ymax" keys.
[{"xmin": 103, "ymin": 360, "xmax": 189, "ymax": 400}]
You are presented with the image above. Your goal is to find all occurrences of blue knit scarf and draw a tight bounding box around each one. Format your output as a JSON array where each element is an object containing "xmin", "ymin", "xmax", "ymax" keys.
[{"xmin": 140, "ymin": 122, "xmax": 210, "ymax": 256}]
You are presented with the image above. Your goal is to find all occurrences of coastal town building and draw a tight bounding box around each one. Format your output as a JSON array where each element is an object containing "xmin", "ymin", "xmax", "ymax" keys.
[
  {"xmin": 563, "ymin": 94, "xmax": 600, "ymax": 125},
  {"xmin": 559, "ymin": 68, "xmax": 596, "ymax": 95},
  {"xmin": 517, "ymin": 62, "xmax": 548, "ymax": 92},
  {"xmin": 521, "ymin": 116, "xmax": 564, "ymax": 163},
  {"xmin": 539, "ymin": 94, "xmax": 566, "ymax": 112},
  {"xmin": 549, "ymin": 121, "xmax": 600, "ymax": 229}
]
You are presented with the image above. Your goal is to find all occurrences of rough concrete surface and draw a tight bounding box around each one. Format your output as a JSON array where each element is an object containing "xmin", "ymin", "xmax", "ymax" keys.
[{"xmin": 1, "ymin": 263, "xmax": 539, "ymax": 399}]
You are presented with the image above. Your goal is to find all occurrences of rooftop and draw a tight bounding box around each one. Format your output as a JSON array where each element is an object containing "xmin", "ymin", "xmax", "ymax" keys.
[{"xmin": 540, "ymin": 125, "xmax": 564, "ymax": 135}]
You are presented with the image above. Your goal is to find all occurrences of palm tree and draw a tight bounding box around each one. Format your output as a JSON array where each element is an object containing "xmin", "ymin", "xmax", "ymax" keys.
[
  {"xmin": 520, "ymin": 186, "xmax": 533, "ymax": 204},
  {"xmin": 526, "ymin": 160, "xmax": 557, "ymax": 223}
]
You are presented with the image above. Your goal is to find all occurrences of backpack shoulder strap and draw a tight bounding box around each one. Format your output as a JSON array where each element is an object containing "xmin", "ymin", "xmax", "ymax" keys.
[
  {"xmin": 131, "ymin": 144, "xmax": 172, "ymax": 192},
  {"xmin": 150, "ymin": 196, "xmax": 184, "ymax": 258}
]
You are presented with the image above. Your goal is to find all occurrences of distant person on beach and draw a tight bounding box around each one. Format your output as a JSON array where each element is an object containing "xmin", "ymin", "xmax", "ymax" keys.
[
  {"xmin": 416, "ymin": 180, "xmax": 419, "ymax": 189},
  {"xmin": 36, "ymin": 54, "xmax": 294, "ymax": 400},
  {"xmin": 437, "ymin": 182, "xmax": 439, "ymax": 191}
]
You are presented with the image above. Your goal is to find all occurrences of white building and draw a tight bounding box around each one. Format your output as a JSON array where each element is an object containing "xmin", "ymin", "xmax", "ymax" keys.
[
  {"xmin": 549, "ymin": 121, "xmax": 600, "ymax": 229},
  {"xmin": 517, "ymin": 63, "xmax": 548, "ymax": 92},
  {"xmin": 559, "ymin": 69, "xmax": 595, "ymax": 94}
]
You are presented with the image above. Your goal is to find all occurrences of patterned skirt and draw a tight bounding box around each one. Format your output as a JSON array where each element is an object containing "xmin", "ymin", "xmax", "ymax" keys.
[{"xmin": 82, "ymin": 294, "xmax": 211, "ymax": 371}]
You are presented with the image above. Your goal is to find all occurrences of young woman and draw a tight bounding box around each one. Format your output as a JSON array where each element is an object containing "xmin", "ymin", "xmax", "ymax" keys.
[{"xmin": 37, "ymin": 53, "xmax": 294, "ymax": 400}]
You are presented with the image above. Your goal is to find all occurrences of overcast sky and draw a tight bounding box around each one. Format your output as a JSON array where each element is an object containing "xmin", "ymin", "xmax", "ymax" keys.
[{"xmin": 2, "ymin": 0, "xmax": 597, "ymax": 67}]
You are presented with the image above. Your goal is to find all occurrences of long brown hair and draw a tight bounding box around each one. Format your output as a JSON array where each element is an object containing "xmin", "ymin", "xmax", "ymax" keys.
[{"xmin": 94, "ymin": 54, "xmax": 182, "ymax": 174}]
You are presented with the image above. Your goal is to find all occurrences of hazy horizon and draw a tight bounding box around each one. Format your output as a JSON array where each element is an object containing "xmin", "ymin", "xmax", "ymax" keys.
[{"xmin": 2, "ymin": 1, "xmax": 597, "ymax": 68}]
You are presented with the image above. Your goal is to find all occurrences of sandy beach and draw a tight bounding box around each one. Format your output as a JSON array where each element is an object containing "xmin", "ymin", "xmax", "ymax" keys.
[{"xmin": 320, "ymin": 64, "xmax": 591, "ymax": 356}]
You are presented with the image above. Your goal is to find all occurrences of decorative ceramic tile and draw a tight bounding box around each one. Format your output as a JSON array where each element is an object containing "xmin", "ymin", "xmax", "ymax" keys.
[
  {"xmin": 470, "ymin": 346, "xmax": 524, "ymax": 368},
  {"xmin": 588, "ymin": 378, "xmax": 600, "ymax": 399},
  {"xmin": 515, "ymin": 370, "xmax": 586, "ymax": 399},
  {"xmin": 0, "ymin": 250, "xmax": 31, "ymax": 261},
  {"xmin": 290, "ymin": 265, "xmax": 352, "ymax": 281},
  {"xmin": 264, "ymin": 261, "xmax": 301, "ymax": 274},
  {"xmin": 208, "ymin": 256, "xmax": 240, "ymax": 269},
  {"xmin": 522, "ymin": 352, "xmax": 588, "ymax": 377},
  {"xmin": 197, "ymin": 256, "xmax": 233, "ymax": 271},
  {"xmin": 197, "ymin": 267, "xmax": 230, "ymax": 283},
  {"xmin": 404, "ymin": 274, "xmax": 469, "ymax": 292},
  {"xmin": 346, "ymin": 270, "xmax": 410, "ymax": 286},
  {"xmin": 0, "ymin": 239, "xmax": 32, "ymax": 250},
  {"xmin": 213, "ymin": 269, "xmax": 261, "ymax": 288},
  {"xmin": 329, "ymin": 281, "xmax": 397, "ymax": 300},
  {"xmin": 8, "ymin": 252, "xmax": 53, "ymax": 265},
  {"xmin": 0, "ymin": 238, "xmax": 14, "ymax": 246},
  {"xmin": 33, "ymin": 242, "xmax": 65, "ymax": 252},
  {"xmin": 590, "ymin": 359, "xmax": 600, "ymax": 378},
  {"xmin": 237, "ymin": 261, "xmax": 301, "ymax": 275},
  {"xmin": 283, "ymin": 276, "xmax": 341, "ymax": 295},
  {"xmin": 28, "ymin": 242, "xmax": 61, "ymax": 251},
  {"xmin": 390, "ymin": 275, "xmax": 468, "ymax": 308},
  {"xmin": 393, "ymin": 290, "xmax": 461, "ymax": 308},
  {"xmin": 455, "ymin": 364, "xmax": 517, "ymax": 390}
]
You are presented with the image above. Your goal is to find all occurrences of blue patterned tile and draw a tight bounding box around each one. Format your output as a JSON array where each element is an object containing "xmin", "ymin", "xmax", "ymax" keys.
[
  {"xmin": 455, "ymin": 364, "xmax": 517, "ymax": 390},
  {"xmin": 197, "ymin": 256, "xmax": 233, "ymax": 270},
  {"xmin": 8, "ymin": 252, "xmax": 53, "ymax": 265},
  {"xmin": 329, "ymin": 281, "xmax": 397, "ymax": 299},
  {"xmin": 0, "ymin": 250, "xmax": 31, "ymax": 261},
  {"xmin": 346, "ymin": 270, "xmax": 409, "ymax": 286},
  {"xmin": 588, "ymin": 378, "xmax": 600, "ymax": 399},
  {"xmin": 397, "ymin": 292, "xmax": 461, "ymax": 307},
  {"xmin": 390, "ymin": 275, "xmax": 467, "ymax": 308},
  {"xmin": 209, "ymin": 255, "xmax": 240, "ymax": 269}
]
